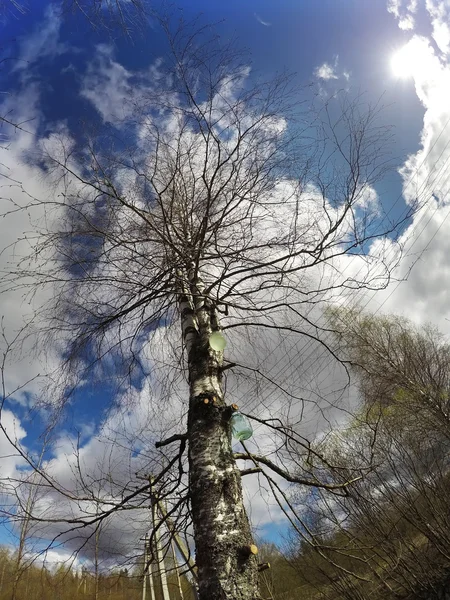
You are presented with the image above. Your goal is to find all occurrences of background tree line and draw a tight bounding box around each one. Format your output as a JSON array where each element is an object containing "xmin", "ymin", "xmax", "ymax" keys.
[
  {"xmin": 0, "ymin": 545, "xmax": 198, "ymax": 600},
  {"xmin": 276, "ymin": 310, "xmax": 450, "ymax": 600}
]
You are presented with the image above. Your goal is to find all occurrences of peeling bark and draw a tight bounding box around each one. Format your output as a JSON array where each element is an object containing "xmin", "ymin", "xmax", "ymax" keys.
[{"xmin": 181, "ymin": 277, "xmax": 260, "ymax": 600}]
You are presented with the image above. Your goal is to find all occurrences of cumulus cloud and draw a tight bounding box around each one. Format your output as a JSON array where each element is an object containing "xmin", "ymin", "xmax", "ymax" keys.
[
  {"xmin": 354, "ymin": 2, "xmax": 450, "ymax": 330},
  {"xmin": 426, "ymin": 0, "xmax": 450, "ymax": 54},
  {"xmin": 314, "ymin": 55, "xmax": 350, "ymax": 82},
  {"xmin": 0, "ymin": 80, "xmax": 74, "ymax": 559},
  {"xmin": 387, "ymin": 0, "xmax": 418, "ymax": 30},
  {"xmin": 0, "ymin": 83, "xmax": 57, "ymax": 402},
  {"xmin": 0, "ymin": 409, "xmax": 27, "ymax": 478},
  {"xmin": 314, "ymin": 62, "xmax": 339, "ymax": 81}
]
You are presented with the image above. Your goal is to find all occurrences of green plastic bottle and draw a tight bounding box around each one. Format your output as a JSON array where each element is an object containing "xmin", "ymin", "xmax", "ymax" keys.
[{"xmin": 230, "ymin": 412, "xmax": 253, "ymax": 441}]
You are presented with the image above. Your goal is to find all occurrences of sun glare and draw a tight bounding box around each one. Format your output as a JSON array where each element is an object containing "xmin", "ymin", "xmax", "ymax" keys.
[{"xmin": 391, "ymin": 42, "xmax": 424, "ymax": 78}]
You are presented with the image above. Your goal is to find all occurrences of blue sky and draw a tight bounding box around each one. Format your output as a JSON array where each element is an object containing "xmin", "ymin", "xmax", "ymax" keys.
[
  {"xmin": 2, "ymin": 0, "xmax": 450, "ymax": 567},
  {"xmin": 1, "ymin": 0, "xmax": 422, "ymax": 430},
  {"xmin": 3, "ymin": 0, "xmax": 424, "ymax": 150}
]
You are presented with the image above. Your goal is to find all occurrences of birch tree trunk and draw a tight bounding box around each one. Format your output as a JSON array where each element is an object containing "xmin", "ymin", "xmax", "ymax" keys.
[{"xmin": 181, "ymin": 276, "xmax": 260, "ymax": 600}]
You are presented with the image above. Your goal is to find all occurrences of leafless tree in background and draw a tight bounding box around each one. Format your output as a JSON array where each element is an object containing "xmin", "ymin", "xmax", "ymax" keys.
[
  {"xmin": 0, "ymin": 0, "xmax": 147, "ymax": 33},
  {"xmin": 60, "ymin": 0, "xmax": 147, "ymax": 34},
  {"xmin": 286, "ymin": 310, "xmax": 450, "ymax": 599}
]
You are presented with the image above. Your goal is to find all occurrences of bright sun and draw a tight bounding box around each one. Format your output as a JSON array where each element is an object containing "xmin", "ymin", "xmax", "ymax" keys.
[{"xmin": 391, "ymin": 42, "xmax": 423, "ymax": 78}]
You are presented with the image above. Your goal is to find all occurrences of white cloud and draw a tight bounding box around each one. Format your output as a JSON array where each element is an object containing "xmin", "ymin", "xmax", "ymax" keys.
[
  {"xmin": 80, "ymin": 46, "xmax": 168, "ymax": 126},
  {"xmin": 431, "ymin": 18, "xmax": 450, "ymax": 53},
  {"xmin": 387, "ymin": 0, "xmax": 417, "ymax": 30},
  {"xmin": 0, "ymin": 82, "xmax": 56, "ymax": 403},
  {"xmin": 16, "ymin": 371, "xmax": 188, "ymax": 563},
  {"xmin": 0, "ymin": 5, "xmax": 82, "ymax": 408},
  {"xmin": 80, "ymin": 45, "xmax": 136, "ymax": 123},
  {"xmin": 314, "ymin": 62, "xmax": 339, "ymax": 81},
  {"xmin": 13, "ymin": 4, "xmax": 68, "ymax": 72},
  {"xmin": 425, "ymin": 0, "xmax": 450, "ymax": 54},
  {"xmin": 399, "ymin": 14, "xmax": 416, "ymax": 29},
  {"xmin": 33, "ymin": 548, "xmax": 81, "ymax": 572},
  {"xmin": 387, "ymin": 0, "xmax": 402, "ymax": 17},
  {"xmin": 354, "ymin": 3, "xmax": 450, "ymax": 331},
  {"xmin": 314, "ymin": 56, "xmax": 350, "ymax": 83},
  {"xmin": 0, "ymin": 409, "xmax": 27, "ymax": 479},
  {"xmin": 389, "ymin": 0, "xmax": 450, "ymax": 48}
]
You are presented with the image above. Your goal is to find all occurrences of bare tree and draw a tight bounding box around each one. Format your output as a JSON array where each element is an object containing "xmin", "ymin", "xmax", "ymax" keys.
[
  {"xmin": 0, "ymin": 15, "xmax": 417, "ymax": 600},
  {"xmin": 10, "ymin": 445, "xmax": 49, "ymax": 600},
  {"xmin": 60, "ymin": 0, "xmax": 147, "ymax": 35},
  {"xmin": 285, "ymin": 310, "xmax": 450, "ymax": 599},
  {"xmin": 0, "ymin": 0, "xmax": 147, "ymax": 33}
]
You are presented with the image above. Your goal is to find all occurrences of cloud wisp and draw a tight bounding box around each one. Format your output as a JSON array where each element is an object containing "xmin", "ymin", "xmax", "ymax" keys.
[
  {"xmin": 12, "ymin": 4, "xmax": 68, "ymax": 73},
  {"xmin": 254, "ymin": 12, "xmax": 271, "ymax": 27}
]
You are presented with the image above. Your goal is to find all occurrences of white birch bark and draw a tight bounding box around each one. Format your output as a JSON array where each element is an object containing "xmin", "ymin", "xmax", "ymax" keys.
[{"xmin": 180, "ymin": 270, "xmax": 261, "ymax": 600}]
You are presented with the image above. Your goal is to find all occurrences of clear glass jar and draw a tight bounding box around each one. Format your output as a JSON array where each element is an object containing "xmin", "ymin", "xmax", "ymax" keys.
[{"xmin": 230, "ymin": 412, "xmax": 253, "ymax": 441}]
